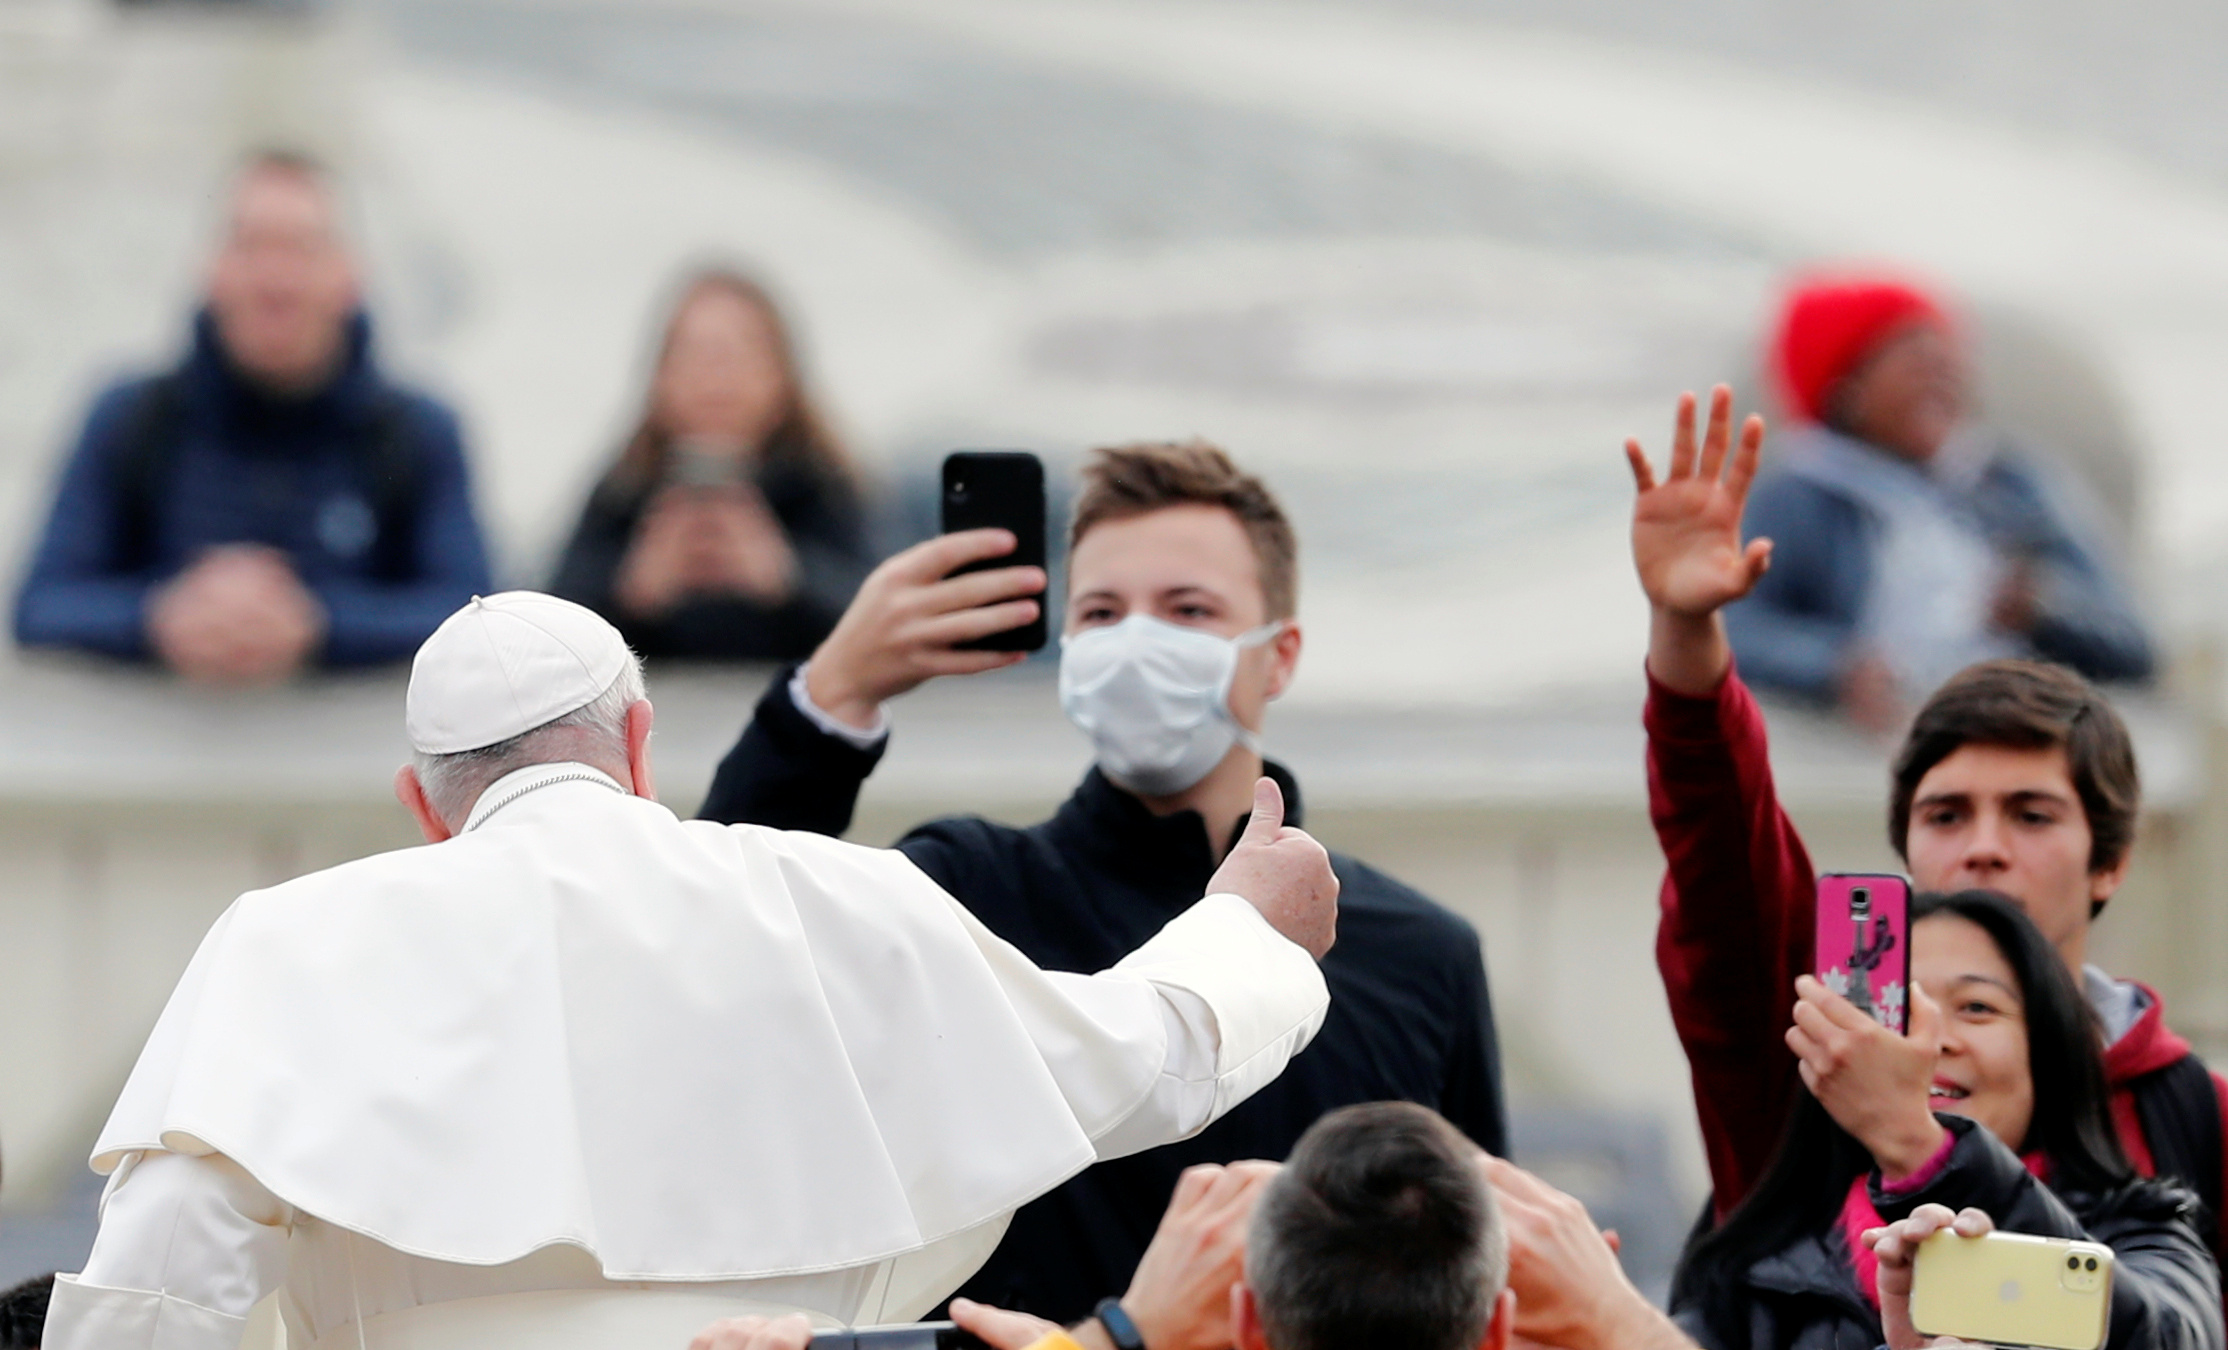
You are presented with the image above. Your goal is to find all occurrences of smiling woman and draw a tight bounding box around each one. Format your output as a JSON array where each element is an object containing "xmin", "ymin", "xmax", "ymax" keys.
[{"xmin": 1666, "ymin": 889, "xmax": 2219, "ymax": 1350}]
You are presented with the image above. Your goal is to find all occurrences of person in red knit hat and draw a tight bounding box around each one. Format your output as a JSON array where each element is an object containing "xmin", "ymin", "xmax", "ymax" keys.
[{"xmin": 1722, "ymin": 273, "xmax": 2151, "ymax": 730}]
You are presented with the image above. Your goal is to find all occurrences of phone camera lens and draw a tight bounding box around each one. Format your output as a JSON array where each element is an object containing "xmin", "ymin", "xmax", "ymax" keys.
[
  {"xmin": 2086, "ymin": 1258, "xmax": 2098, "ymax": 1271},
  {"xmin": 2068, "ymin": 1256, "xmax": 2081, "ymax": 1269},
  {"xmin": 949, "ymin": 480, "xmax": 969, "ymax": 501}
]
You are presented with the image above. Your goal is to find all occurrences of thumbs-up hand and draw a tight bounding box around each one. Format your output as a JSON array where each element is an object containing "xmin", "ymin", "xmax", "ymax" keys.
[{"xmin": 1206, "ymin": 777, "xmax": 1339, "ymax": 959}]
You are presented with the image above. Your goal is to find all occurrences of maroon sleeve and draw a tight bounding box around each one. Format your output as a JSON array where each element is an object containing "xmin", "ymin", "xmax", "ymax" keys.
[{"xmin": 1646, "ymin": 663, "xmax": 1820, "ymax": 1218}]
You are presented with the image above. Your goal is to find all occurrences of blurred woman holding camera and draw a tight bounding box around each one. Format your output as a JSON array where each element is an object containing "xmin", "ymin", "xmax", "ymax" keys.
[
  {"xmin": 1668, "ymin": 888, "xmax": 2219, "ymax": 1350},
  {"xmin": 551, "ymin": 269, "xmax": 874, "ymax": 660}
]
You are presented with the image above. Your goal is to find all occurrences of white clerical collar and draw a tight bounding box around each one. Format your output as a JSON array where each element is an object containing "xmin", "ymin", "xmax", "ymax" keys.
[{"xmin": 463, "ymin": 761, "xmax": 628, "ymax": 833}]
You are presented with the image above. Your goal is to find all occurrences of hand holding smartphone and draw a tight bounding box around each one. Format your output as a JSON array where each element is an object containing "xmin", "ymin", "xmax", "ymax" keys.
[
  {"xmin": 1814, "ymin": 873, "xmax": 1913, "ymax": 1034},
  {"xmin": 940, "ymin": 451, "xmax": 1048, "ymax": 653},
  {"xmin": 1911, "ymin": 1230, "xmax": 2114, "ymax": 1350}
]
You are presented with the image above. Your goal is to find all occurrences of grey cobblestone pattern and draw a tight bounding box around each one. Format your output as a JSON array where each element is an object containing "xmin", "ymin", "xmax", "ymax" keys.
[
  {"xmin": 1373, "ymin": 0, "xmax": 2228, "ymax": 191},
  {"xmin": 379, "ymin": 0, "xmax": 1764, "ymax": 261}
]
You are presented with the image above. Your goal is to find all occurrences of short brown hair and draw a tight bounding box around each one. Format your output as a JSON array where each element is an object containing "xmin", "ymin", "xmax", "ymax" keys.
[
  {"xmin": 1890, "ymin": 660, "xmax": 2140, "ymax": 897},
  {"xmin": 1068, "ymin": 440, "xmax": 1298, "ymax": 618}
]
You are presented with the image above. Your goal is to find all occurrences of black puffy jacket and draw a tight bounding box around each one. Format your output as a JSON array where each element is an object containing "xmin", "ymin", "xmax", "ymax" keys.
[{"xmin": 1672, "ymin": 1116, "xmax": 2223, "ymax": 1350}]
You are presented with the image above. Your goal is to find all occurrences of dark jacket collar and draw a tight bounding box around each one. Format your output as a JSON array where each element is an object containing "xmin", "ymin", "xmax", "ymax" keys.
[
  {"xmin": 1044, "ymin": 760, "xmax": 1306, "ymax": 899},
  {"xmin": 187, "ymin": 307, "xmax": 379, "ymax": 428}
]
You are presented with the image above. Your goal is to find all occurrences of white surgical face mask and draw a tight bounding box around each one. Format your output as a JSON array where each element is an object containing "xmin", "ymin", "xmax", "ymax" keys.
[{"xmin": 1058, "ymin": 614, "xmax": 1285, "ymax": 797}]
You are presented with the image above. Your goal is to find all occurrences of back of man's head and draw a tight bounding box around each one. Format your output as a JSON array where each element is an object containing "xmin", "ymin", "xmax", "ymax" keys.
[
  {"xmin": 1069, "ymin": 440, "xmax": 1299, "ymax": 620},
  {"xmin": 0, "ymin": 1272, "xmax": 53, "ymax": 1350},
  {"xmin": 405, "ymin": 593, "xmax": 648, "ymax": 829},
  {"xmin": 1246, "ymin": 1102, "xmax": 1506, "ymax": 1350},
  {"xmin": 1891, "ymin": 658, "xmax": 2139, "ymax": 883}
]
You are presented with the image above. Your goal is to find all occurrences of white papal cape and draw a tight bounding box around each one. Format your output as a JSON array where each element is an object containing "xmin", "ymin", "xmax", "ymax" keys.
[{"xmin": 44, "ymin": 764, "xmax": 1329, "ymax": 1350}]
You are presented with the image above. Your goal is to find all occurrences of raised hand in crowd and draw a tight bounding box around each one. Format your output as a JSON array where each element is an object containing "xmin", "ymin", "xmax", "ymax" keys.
[
  {"xmin": 1624, "ymin": 385, "xmax": 1770, "ymax": 697},
  {"xmin": 801, "ymin": 528, "xmax": 1046, "ymax": 730},
  {"xmin": 146, "ymin": 544, "xmax": 326, "ymax": 684},
  {"xmin": 1786, "ymin": 974, "xmax": 1950, "ymax": 1181},
  {"xmin": 1865, "ymin": 1203, "xmax": 1998, "ymax": 1350},
  {"xmin": 1205, "ymin": 778, "xmax": 1338, "ymax": 959},
  {"xmin": 687, "ymin": 1312, "xmax": 816, "ymax": 1350},
  {"xmin": 616, "ymin": 483, "xmax": 799, "ymax": 617},
  {"xmin": 951, "ymin": 1161, "xmax": 1279, "ymax": 1350},
  {"xmin": 1482, "ymin": 1154, "xmax": 1697, "ymax": 1350},
  {"xmin": 1122, "ymin": 1161, "xmax": 1279, "ymax": 1350}
]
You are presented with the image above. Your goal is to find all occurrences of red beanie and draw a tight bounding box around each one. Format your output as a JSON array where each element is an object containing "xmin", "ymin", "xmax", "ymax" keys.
[{"xmin": 1771, "ymin": 277, "xmax": 1950, "ymax": 423}]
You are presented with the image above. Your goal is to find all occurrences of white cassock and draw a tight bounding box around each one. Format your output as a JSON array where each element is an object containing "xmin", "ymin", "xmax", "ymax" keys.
[{"xmin": 44, "ymin": 763, "xmax": 1329, "ymax": 1350}]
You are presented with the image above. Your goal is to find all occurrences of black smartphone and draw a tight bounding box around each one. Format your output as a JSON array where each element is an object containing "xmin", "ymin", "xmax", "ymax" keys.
[
  {"xmin": 940, "ymin": 450, "xmax": 1048, "ymax": 652},
  {"xmin": 809, "ymin": 1322, "xmax": 991, "ymax": 1349}
]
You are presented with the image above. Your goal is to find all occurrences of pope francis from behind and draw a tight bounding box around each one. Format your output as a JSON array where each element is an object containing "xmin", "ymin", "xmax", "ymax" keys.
[{"xmin": 42, "ymin": 592, "xmax": 1338, "ymax": 1350}]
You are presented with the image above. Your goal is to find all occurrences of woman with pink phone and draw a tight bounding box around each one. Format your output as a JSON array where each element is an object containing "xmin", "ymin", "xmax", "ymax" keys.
[{"xmin": 1668, "ymin": 890, "xmax": 2216, "ymax": 1350}]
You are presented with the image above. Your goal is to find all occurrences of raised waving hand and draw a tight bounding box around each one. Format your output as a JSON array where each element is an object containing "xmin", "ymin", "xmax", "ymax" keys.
[{"xmin": 1626, "ymin": 386, "xmax": 1770, "ymax": 695}]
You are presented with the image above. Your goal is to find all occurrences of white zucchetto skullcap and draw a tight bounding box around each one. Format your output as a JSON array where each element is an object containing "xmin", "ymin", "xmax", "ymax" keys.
[{"xmin": 407, "ymin": 592, "xmax": 634, "ymax": 754}]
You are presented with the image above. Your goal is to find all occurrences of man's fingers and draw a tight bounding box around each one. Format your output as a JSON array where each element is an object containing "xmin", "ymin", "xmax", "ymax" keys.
[
  {"xmin": 889, "ymin": 528, "xmax": 1020, "ymax": 583},
  {"xmin": 1725, "ymin": 413, "xmax": 1767, "ymax": 501},
  {"xmin": 913, "ymin": 598, "xmax": 1043, "ymax": 646},
  {"xmin": 915, "ymin": 564, "xmax": 1050, "ymax": 616},
  {"xmin": 1238, "ymin": 777, "xmax": 1285, "ymax": 845},
  {"xmin": 917, "ymin": 649, "xmax": 1032, "ymax": 679},
  {"xmin": 1696, "ymin": 384, "xmax": 1734, "ymax": 481},
  {"xmin": 1743, "ymin": 538, "xmax": 1774, "ymax": 583},
  {"xmin": 1624, "ymin": 440, "xmax": 1657, "ymax": 494},
  {"xmin": 1167, "ymin": 1163, "xmax": 1227, "ymax": 1213},
  {"xmin": 1480, "ymin": 1154, "xmax": 1555, "ymax": 1208},
  {"xmin": 949, "ymin": 1299, "xmax": 1062, "ymax": 1350},
  {"xmin": 1668, "ymin": 391, "xmax": 1699, "ymax": 479}
]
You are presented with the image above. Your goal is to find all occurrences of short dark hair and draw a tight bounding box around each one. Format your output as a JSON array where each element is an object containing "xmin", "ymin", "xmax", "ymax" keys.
[
  {"xmin": 1069, "ymin": 440, "xmax": 1299, "ymax": 619},
  {"xmin": 1246, "ymin": 1102, "xmax": 1505, "ymax": 1350},
  {"xmin": 0, "ymin": 1272, "xmax": 53, "ymax": 1350},
  {"xmin": 1890, "ymin": 660, "xmax": 2140, "ymax": 902}
]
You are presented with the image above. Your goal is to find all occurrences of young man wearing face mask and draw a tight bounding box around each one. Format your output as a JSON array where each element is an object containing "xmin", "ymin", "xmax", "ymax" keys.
[{"xmin": 696, "ymin": 439, "xmax": 1506, "ymax": 1326}]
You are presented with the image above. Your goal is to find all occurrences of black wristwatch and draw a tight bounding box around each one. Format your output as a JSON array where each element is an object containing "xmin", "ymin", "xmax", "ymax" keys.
[{"xmin": 1092, "ymin": 1297, "xmax": 1147, "ymax": 1350}]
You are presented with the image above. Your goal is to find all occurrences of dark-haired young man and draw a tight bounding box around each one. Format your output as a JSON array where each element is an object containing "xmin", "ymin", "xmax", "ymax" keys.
[
  {"xmin": 696, "ymin": 440, "xmax": 1504, "ymax": 1324},
  {"xmin": 1625, "ymin": 389, "xmax": 2228, "ymax": 1274}
]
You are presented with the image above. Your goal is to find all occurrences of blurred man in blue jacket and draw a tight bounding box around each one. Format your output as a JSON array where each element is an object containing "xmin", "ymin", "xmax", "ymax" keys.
[
  {"xmin": 1728, "ymin": 276, "xmax": 2153, "ymax": 730},
  {"xmin": 14, "ymin": 150, "xmax": 491, "ymax": 682}
]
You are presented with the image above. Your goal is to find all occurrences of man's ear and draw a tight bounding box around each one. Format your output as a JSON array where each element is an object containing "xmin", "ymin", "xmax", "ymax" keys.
[
  {"xmin": 2089, "ymin": 851, "xmax": 2131, "ymax": 915},
  {"xmin": 1479, "ymin": 1287, "xmax": 1516, "ymax": 1350},
  {"xmin": 625, "ymin": 699, "xmax": 657, "ymax": 801},
  {"xmin": 394, "ymin": 765, "xmax": 452, "ymax": 844},
  {"xmin": 1263, "ymin": 620, "xmax": 1303, "ymax": 701},
  {"xmin": 1231, "ymin": 1283, "xmax": 1271, "ymax": 1350}
]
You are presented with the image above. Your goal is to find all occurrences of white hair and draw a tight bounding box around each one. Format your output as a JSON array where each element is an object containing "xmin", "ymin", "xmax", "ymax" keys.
[{"xmin": 414, "ymin": 653, "xmax": 647, "ymax": 828}]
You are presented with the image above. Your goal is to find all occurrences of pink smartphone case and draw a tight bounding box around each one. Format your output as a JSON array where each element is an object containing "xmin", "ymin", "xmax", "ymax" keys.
[{"xmin": 1814, "ymin": 873, "xmax": 1912, "ymax": 1034}]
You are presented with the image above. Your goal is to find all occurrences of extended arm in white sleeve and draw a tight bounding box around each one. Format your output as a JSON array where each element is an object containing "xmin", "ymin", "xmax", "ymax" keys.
[
  {"xmin": 42, "ymin": 1150, "xmax": 292, "ymax": 1350},
  {"xmin": 960, "ymin": 891, "xmax": 1330, "ymax": 1163}
]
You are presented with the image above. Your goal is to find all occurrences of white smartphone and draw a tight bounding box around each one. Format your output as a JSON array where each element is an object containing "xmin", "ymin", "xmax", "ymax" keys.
[{"xmin": 1910, "ymin": 1229, "xmax": 2114, "ymax": 1350}]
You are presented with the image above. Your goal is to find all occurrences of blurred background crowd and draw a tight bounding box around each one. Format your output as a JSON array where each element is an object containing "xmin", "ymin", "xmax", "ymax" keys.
[{"xmin": 7, "ymin": 0, "xmax": 2228, "ymax": 1321}]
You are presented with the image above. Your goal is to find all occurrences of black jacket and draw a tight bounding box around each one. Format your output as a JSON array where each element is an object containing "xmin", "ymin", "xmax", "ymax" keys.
[
  {"xmin": 697, "ymin": 669, "xmax": 1508, "ymax": 1322},
  {"xmin": 1672, "ymin": 1116, "xmax": 2224, "ymax": 1350},
  {"xmin": 549, "ymin": 459, "xmax": 872, "ymax": 661}
]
